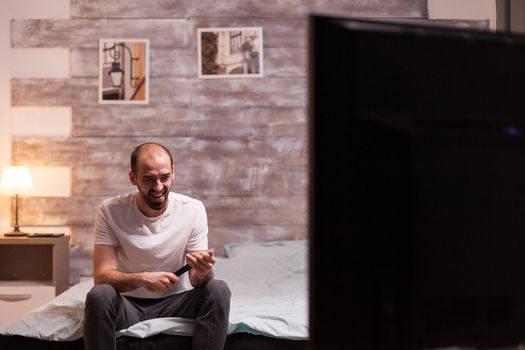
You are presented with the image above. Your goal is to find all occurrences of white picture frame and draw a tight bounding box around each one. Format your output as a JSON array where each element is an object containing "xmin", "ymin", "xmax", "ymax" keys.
[
  {"xmin": 197, "ymin": 27, "xmax": 264, "ymax": 79},
  {"xmin": 98, "ymin": 38, "xmax": 150, "ymax": 104}
]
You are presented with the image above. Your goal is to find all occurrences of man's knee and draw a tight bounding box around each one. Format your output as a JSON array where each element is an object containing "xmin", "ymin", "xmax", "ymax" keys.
[
  {"xmin": 204, "ymin": 279, "xmax": 231, "ymax": 304},
  {"xmin": 85, "ymin": 284, "xmax": 119, "ymax": 309}
]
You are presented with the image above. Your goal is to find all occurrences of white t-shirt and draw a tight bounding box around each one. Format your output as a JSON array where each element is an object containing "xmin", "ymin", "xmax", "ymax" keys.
[{"xmin": 94, "ymin": 191, "xmax": 209, "ymax": 298}]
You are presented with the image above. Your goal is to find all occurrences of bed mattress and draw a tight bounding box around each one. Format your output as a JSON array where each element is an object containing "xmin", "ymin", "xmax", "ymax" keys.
[{"xmin": 0, "ymin": 240, "xmax": 309, "ymax": 349}]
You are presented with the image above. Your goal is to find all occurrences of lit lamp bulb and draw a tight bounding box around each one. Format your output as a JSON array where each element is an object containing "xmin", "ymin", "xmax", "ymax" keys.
[{"xmin": 0, "ymin": 165, "xmax": 34, "ymax": 236}]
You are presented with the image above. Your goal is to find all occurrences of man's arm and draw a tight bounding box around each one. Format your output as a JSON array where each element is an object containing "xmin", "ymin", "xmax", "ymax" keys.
[
  {"xmin": 93, "ymin": 244, "xmax": 179, "ymax": 294},
  {"xmin": 186, "ymin": 250, "xmax": 215, "ymax": 287}
]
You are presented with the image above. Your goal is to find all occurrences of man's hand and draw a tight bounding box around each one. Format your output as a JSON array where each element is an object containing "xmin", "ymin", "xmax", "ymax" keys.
[
  {"xmin": 186, "ymin": 250, "xmax": 215, "ymax": 286},
  {"xmin": 141, "ymin": 271, "xmax": 179, "ymax": 293},
  {"xmin": 94, "ymin": 244, "xmax": 180, "ymax": 294}
]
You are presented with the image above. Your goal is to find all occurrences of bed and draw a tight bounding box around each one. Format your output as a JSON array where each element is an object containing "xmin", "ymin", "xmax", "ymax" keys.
[{"xmin": 0, "ymin": 240, "xmax": 309, "ymax": 350}]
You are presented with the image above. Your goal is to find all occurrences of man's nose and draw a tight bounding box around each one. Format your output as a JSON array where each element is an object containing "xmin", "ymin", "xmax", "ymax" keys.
[{"xmin": 153, "ymin": 179, "xmax": 163, "ymax": 190}]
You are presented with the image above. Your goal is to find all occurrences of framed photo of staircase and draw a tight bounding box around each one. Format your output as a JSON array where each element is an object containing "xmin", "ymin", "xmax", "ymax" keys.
[{"xmin": 198, "ymin": 27, "xmax": 263, "ymax": 79}]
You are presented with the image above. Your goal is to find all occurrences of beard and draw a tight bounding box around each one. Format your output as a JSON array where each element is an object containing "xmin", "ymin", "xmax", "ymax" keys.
[{"xmin": 138, "ymin": 185, "xmax": 171, "ymax": 211}]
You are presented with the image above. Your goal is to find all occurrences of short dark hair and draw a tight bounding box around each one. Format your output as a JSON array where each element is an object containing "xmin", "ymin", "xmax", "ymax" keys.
[{"xmin": 130, "ymin": 143, "xmax": 174, "ymax": 174}]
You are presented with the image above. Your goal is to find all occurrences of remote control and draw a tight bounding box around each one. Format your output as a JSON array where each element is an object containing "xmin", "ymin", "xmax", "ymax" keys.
[{"xmin": 174, "ymin": 264, "xmax": 191, "ymax": 276}]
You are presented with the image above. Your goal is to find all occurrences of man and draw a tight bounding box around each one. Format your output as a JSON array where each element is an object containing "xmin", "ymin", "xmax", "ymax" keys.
[{"xmin": 83, "ymin": 142, "xmax": 231, "ymax": 350}]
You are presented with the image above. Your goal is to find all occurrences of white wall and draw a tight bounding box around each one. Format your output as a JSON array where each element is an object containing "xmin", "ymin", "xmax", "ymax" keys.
[
  {"xmin": 0, "ymin": 0, "xmax": 71, "ymax": 232},
  {"xmin": 428, "ymin": 0, "xmax": 498, "ymax": 30}
]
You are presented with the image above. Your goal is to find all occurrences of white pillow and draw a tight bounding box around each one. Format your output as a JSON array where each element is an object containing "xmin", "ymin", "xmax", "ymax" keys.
[
  {"xmin": 224, "ymin": 239, "xmax": 307, "ymax": 258},
  {"xmin": 0, "ymin": 279, "xmax": 93, "ymax": 341}
]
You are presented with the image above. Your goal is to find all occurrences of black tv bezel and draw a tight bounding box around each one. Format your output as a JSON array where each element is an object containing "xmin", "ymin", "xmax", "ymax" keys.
[{"xmin": 309, "ymin": 14, "xmax": 525, "ymax": 350}]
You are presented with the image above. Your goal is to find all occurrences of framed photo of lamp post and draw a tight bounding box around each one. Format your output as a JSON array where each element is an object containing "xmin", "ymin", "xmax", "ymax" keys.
[
  {"xmin": 98, "ymin": 38, "xmax": 150, "ymax": 104},
  {"xmin": 198, "ymin": 27, "xmax": 263, "ymax": 79}
]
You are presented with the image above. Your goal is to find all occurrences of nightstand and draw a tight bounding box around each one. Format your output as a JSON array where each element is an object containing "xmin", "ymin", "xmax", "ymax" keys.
[{"xmin": 0, "ymin": 235, "xmax": 70, "ymax": 325}]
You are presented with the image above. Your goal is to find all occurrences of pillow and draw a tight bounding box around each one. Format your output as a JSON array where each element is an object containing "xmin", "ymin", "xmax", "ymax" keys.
[
  {"xmin": 0, "ymin": 279, "xmax": 93, "ymax": 341},
  {"xmin": 224, "ymin": 239, "xmax": 307, "ymax": 258}
]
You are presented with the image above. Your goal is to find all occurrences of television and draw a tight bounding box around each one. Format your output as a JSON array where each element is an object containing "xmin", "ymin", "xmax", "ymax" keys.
[{"xmin": 309, "ymin": 15, "xmax": 525, "ymax": 350}]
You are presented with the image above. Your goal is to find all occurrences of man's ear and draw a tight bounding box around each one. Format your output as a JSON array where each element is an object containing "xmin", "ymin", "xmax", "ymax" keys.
[{"xmin": 129, "ymin": 170, "xmax": 138, "ymax": 185}]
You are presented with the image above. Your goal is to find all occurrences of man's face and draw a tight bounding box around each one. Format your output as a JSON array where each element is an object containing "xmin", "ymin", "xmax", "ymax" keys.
[{"xmin": 130, "ymin": 149, "xmax": 174, "ymax": 213}]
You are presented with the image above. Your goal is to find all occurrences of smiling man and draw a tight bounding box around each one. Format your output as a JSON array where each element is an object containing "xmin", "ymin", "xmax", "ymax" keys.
[{"xmin": 83, "ymin": 142, "xmax": 231, "ymax": 350}]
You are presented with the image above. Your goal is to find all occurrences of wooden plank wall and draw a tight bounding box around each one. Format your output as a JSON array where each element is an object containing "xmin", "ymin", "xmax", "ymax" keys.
[{"xmin": 8, "ymin": 0, "xmax": 484, "ymax": 283}]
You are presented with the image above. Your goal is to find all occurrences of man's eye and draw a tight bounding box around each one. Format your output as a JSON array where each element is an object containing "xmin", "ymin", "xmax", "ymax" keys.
[{"xmin": 143, "ymin": 177, "xmax": 154, "ymax": 183}]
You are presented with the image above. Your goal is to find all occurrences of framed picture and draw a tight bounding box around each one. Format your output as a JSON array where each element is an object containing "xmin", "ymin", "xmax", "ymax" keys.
[
  {"xmin": 98, "ymin": 38, "xmax": 150, "ymax": 104},
  {"xmin": 198, "ymin": 27, "xmax": 263, "ymax": 79}
]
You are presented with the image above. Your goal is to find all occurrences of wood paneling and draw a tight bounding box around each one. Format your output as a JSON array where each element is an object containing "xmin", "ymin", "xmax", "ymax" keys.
[
  {"xmin": 11, "ymin": 19, "xmax": 193, "ymax": 48},
  {"xmin": 70, "ymin": 164, "xmax": 306, "ymax": 197},
  {"xmin": 70, "ymin": 106, "xmax": 305, "ymax": 137},
  {"xmin": 16, "ymin": 195, "xmax": 306, "ymax": 227},
  {"xmin": 12, "ymin": 137, "xmax": 306, "ymax": 167},
  {"xmin": 12, "ymin": 137, "xmax": 193, "ymax": 166},
  {"xmin": 70, "ymin": 0, "xmax": 429, "ymax": 19},
  {"xmin": 251, "ymin": 107, "xmax": 306, "ymax": 137},
  {"xmin": 69, "ymin": 225, "xmax": 94, "ymax": 282},
  {"xmin": 311, "ymin": 0, "xmax": 428, "ymax": 17},
  {"xmin": 71, "ymin": 106, "xmax": 253, "ymax": 137},
  {"xmin": 264, "ymin": 48, "xmax": 307, "ymax": 78},
  {"xmin": 12, "ymin": 78, "xmax": 97, "ymax": 107},
  {"xmin": 9, "ymin": 0, "xmax": 449, "ymax": 282},
  {"xmin": 70, "ymin": 0, "xmax": 252, "ymax": 18},
  {"xmin": 191, "ymin": 78, "xmax": 307, "ymax": 107},
  {"xmin": 12, "ymin": 78, "xmax": 194, "ymax": 107}
]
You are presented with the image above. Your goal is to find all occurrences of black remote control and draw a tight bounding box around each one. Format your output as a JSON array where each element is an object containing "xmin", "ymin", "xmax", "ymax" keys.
[{"xmin": 174, "ymin": 264, "xmax": 191, "ymax": 276}]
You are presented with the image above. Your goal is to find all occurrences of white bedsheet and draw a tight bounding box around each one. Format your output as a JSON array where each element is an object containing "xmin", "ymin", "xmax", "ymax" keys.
[{"xmin": 0, "ymin": 240, "xmax": 308, "ymax": 341}]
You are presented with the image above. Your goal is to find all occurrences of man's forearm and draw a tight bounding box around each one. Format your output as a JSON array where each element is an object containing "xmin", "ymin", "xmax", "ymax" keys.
[{"xmin": 94, "ymin": 269, "xmax": 145, "ymax": 293}]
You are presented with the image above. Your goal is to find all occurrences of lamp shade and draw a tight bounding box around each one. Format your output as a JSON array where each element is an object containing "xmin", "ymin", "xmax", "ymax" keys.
[{"xmin": 0, "ymin": 165, "xmax": 34, "ymax": 195}]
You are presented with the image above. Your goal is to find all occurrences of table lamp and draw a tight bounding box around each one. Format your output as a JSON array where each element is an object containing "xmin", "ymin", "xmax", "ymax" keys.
[{"xmin": 0, "ymin": 165, "xmax": 34, "ymax": 236}]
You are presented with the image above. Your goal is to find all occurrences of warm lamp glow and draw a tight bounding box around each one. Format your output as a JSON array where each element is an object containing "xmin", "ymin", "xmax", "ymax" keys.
[
  {"xmin": 0, "ymin": 165, "xmax": 34, "ymax": 236},
  {"xmin": 0, "ymin": 166, "xmax": 34, "ymax": 194}
]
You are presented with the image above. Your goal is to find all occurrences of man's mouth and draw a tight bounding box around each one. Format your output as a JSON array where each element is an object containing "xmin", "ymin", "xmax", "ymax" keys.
[{"xmin": 149, "ymin": 191, "xmax": 165, "ymax": 202}]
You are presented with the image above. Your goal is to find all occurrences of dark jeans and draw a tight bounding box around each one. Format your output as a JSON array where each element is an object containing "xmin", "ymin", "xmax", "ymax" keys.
[{"xmin": 83, "ymin": 279, "xmax": 231, "ymax": 350}]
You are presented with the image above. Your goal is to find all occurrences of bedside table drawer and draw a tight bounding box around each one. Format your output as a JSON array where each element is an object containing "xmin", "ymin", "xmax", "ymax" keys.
[{"xmin": 0, "ymin": 281, "xmax": 55, "ymax": 325}]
